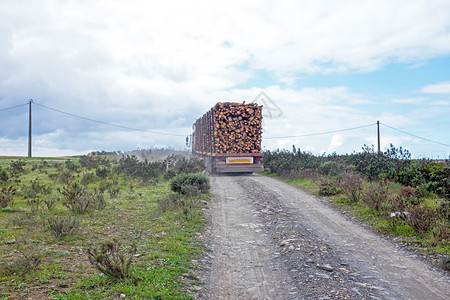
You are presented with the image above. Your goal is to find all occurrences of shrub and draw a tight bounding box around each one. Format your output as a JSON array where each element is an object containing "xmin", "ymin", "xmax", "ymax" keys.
[
  {"xmin": 407, "ymin": 205, "xmax": 438, "ymax": 235},
  {"xmin": 65, "ymin": 159, "xmax": 79, "ymax": 171},
  {"xmin": 58, "ymin": 170, "xmax": 75, "ymax": 184},
  {"xmin": 88, "ymin": 240, "xmax": 136, "ymax": 279},
  {"xmin": 2, "ymin": 248, "xmax": 42, "ymax": 276},
  {"xmin": 171, "ymin": 155, "xmax": 205, "ymax": 173},
  {"xmin": 92, "ymin": 187, "xmax": 107, "ymax": 210},
  {"xmin": 43, "ymin": 198, "xmax": 58, "ymax": 210},
  {"xmin": 436, "ymin": 200, "xmax": 449, "ymax": 220},
  {"xmin": 117, "ymin": 155, "xmax": 164, "ymax": 183},
  {"xmin": 25, "ymin": 179, "xmax": 51, "ymax": 199},
  {"xmin": 26, "ymin": 198, "xmax": 41, "ymax": 213},
  {"xmin": 59, "ymin": 182, "xmax": 84, "ymax": 205},
  {"xmin": 363, "ymin": 183, "xmax": 391, "ymax": 213},
  {"xmin": 59, "ymin": 182, "xmax": 103, "ymax": 213},
  {"xmin": 341, "ymin": 171, "xmax": 364, "ymax": 203},
  {"xmin": 164, "ymin": 169, "xmax": 178, "ymax": 180},
  {"xmin": 431, "ymin": 220, "xmax": 449, "ymax": 244},
  {"xmin": 0, "ymin": 185, "xmax": 16, "ymax": 208},
  {"xmin": 317, "ymin": 177, "xmax": 340, "ymax": 196},
  {"xmin": 96, "ymin": 166, "xmax": 110, "ymax": 179},
  {"xmin": 400, "ymin": 186, "xmax": 416, "ymax": 198},
  {"xmin": 170, "ymin": 173, "xmax": 210, "ymax": 195},
  {"xmin": 158, "ymin": 193, "xmax": 201, "ymax": 218},
  {"xmin": 79, "ymin": 155, "xmax": 101, "ymax": 169},
  {"xmin": 9, "ymin": 160, "xmax": 27, "ymax": 175},
  {"xmin": 108, "ymin": 186, "xmax": 120, "ymax": 198},
  {"xmin": 0, "ymin": 167, "xmax": 9, "ymax": 182},
  {"xmin": 318, "ymin": 161, "xmax": 345, "ymax": 177},
  {"xmin": 47, "ymin": 216, "xmax": 80, "ymax": 239},
  {"xmin": 81, "ymin": 172, "xmax": 97, "ymax": 185}
]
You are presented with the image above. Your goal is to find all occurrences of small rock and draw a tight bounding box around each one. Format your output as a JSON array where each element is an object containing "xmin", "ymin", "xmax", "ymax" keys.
[
  {"xmin": 120, "ymin": 294, "xmax": 126, "ymax": 298},
  {"xmin": 318, "ymin": 264, "xmax": 334, "ymax": 272},
  {"xmin": 351, "ymin": 287, "xmax": 362, "ymax": 296}
]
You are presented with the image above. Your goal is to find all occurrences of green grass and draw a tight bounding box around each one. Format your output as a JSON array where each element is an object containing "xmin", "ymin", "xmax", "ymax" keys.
[{"xmin": 0, "ymin": 157, "xmax": 208, "ymax": 299}]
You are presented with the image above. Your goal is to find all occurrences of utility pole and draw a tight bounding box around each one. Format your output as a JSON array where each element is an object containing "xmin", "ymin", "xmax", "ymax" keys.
[
  {"xmin": 28, "ymin": 99, "xmax": 33, "ymax": 158},
  {"xmin": 377, "ymin": 120, "xmax": 381, "ymax": 155}
]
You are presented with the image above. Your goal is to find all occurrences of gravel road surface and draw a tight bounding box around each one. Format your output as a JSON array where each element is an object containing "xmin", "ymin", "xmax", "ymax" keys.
[{"xmin": 196, "ymin": 174, "xmax": 449, "ymax": 299}]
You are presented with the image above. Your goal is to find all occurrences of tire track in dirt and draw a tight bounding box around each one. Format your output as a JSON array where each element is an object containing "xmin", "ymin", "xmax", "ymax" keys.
[
  {"xmin": 199, "ymin": 174, "xmax": 449, "ymax": 299},
  {"xmin": 247, "ymin": 174, "xmax": 449, "ymax": 299},
  {"xmin": 204, "ymin": 175, "xmax": 297, "ymax": 299}
]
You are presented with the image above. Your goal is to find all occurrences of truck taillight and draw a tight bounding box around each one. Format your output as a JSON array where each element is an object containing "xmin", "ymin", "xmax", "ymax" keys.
[
  {"xmin": 215, "ymin": 158, "xmax": 225, "ymax": 162},
  {"xmin": 255, "ymin": 157, "xmax": 263, "ymax": 162}
]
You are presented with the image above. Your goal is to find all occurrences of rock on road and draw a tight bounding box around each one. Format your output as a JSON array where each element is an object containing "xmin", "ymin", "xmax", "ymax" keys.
[{"xmin": 198, "ymin": 174, "xmax": 449, "ymax": 300}]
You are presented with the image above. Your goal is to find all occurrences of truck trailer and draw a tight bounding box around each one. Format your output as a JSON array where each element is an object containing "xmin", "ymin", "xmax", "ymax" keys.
[{"xmin": 191, "ymin": 102, "xmax": 264, "ymax": 173}]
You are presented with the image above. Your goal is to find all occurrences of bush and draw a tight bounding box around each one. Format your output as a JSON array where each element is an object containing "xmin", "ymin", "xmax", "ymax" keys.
[
  {"xmin": 407, "ymin": 205, "xmax": 438, "ymax": 235},
  {"xmin": 26, "ymin": 198, "xmax": 41, "ymax": 213},
  {"xmin": 81, "ymin": 172, "xmax": 97, "ymax": 185},
  {"xmin": 25, "ymin": 179, "xmax": 51, "ymax": 199},
  {"xmin": 317, "ymin": 177, "xmax": 340, "ymax": 196},
  {"xmin": 88, "ymin": 240, "xmax": 136, "ymax": 279},
  {"xmin": 0, "ymin": 167, "xmax": 9, "ymax": 183},
  {"xmin": 318, "ymin": 161, "xmax": 345, "ymax": 177},
  {"xmin": 117, "ymin": 155, "xmax": 164, "ymax": 183},
  {"xmin": 59, "ymin": 182, "xmax": 106, "ymax": 213},
  {"xmin": 171, "ymin": 155, "xmax": 205, "ymax": 173},
  {"xmin": 43, "ymin": 198, "xmax": 58, "ymax": 210},
  {"xmin": 164, "ymin": 169, "xmax": 178, "ymax": 180},
  {"xmin": 65, "ymin": 159, "xmax": 79, "ymax": 171},
  {"xmin": 47, "ymin": 216, "xmax": 80, "ymax": 239},
  {"xmin": 363, "ymin": 183, "xmax": 391, "ymax": 213},
  {"xmin": 2, "ymin": 248, "xmax": 42, "ymax": 276},
  {"xmin": 0, "ymin": 185, "xmax": 16, "ymax": 208},
  {"xmin": 341, "ymin": 171, "xmax": 364, "ymax": 203},
  {"xmin": 9, "ymin": 160, "xmax": 27, "ymax": 175},
  {"xmin": 79, "ymin": 155, "xmax": 101, "ymax": 169},
  {"xmin": 170, "ymin": 173, "xmax": 210, "ymax": 195},
  {"xmin": 96, "ymin": 166, "xmax": 110, "ymax": 179}
]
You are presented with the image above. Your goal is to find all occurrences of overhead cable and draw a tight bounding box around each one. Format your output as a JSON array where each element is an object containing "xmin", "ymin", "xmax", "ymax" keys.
[
  {"xmin": 33, "ymin": 102, "xmax": 186, "ymax": 137},
  {"xmin": 0, "ymin": 103, "xmax": 29, "ymax": 113},
  {"xmin": 380, "ymin": 122, "xmax": 450, "ymax": 148},
  {"xmin": 264, "ymin": 123, "xmax": 377, "ymax": 139}
]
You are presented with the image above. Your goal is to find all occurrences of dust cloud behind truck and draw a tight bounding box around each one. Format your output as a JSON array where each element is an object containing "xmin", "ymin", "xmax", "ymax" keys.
[{"xmin": 190, "ymin": 102, "xmax": 264, "ymax": 173}]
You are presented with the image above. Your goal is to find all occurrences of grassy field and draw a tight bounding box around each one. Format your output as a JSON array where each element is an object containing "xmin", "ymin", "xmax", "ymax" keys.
[{"xmin": 0, "ymin": 156, "xmax": 208, "ymax": 299}]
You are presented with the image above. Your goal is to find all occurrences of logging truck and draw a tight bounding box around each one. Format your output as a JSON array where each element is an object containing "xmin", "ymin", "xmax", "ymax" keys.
[{"xmin": 188, "ymin": 102, "xmax": 264, "ymax": 173}]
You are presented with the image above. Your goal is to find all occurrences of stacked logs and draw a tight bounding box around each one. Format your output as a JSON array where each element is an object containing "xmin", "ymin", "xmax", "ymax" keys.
[{"xmin": 194, "ymin": 102, "xmax": 263, "ymax": 154}]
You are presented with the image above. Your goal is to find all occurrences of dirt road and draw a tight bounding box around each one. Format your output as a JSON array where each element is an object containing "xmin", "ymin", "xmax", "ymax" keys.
[{"xmin": 198, "ymin": 174, "xmax": 449, "ymax": 299}]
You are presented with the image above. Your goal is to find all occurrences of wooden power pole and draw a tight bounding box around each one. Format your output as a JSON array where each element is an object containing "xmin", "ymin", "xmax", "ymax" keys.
[
  {"xmin": 28, "ymin": 99, "xmax": 32, "ymax": 158},
  {"xmin": 377, "ymin": 120, "xmax": 381, "ymax": 155}
]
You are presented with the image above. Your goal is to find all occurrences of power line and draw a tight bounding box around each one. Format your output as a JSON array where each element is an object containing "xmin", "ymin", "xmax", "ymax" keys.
[
  {"xmin": 264, "ymin": 123, "xmax": 376, "ymax": 139},
  {"xmin": 33, "ymin": 101, "xmax": 186, "ymax": 137},
  {"xmin": 0, "ymin": 102, "xmax": 29, "ymax": 112},
  {"xmin": 380, "ymin": 122, "xmax": 450, "ymax": 148}
]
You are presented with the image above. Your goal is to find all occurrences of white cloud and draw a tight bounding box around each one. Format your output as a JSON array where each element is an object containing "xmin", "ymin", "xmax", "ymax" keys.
[
  {"xmin": 1, "ymin": 0, "xmax": 450, "ymax": 157},
  {"xmin": 328, "ymin": 135, "xmax": 344, "ymax": 153},
  {"xmin": 391, "ymin": 97, "xmax": 426, "ymax": 104},
  {"xmin": 421, "ymin": 81, "xmax": 450, "ymax": 94}
]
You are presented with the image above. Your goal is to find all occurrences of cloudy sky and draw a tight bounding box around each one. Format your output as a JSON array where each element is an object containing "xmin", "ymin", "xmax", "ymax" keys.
[{"xmin": 1, "ymin": 0, "xmax": 449, "ymax": 158}]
